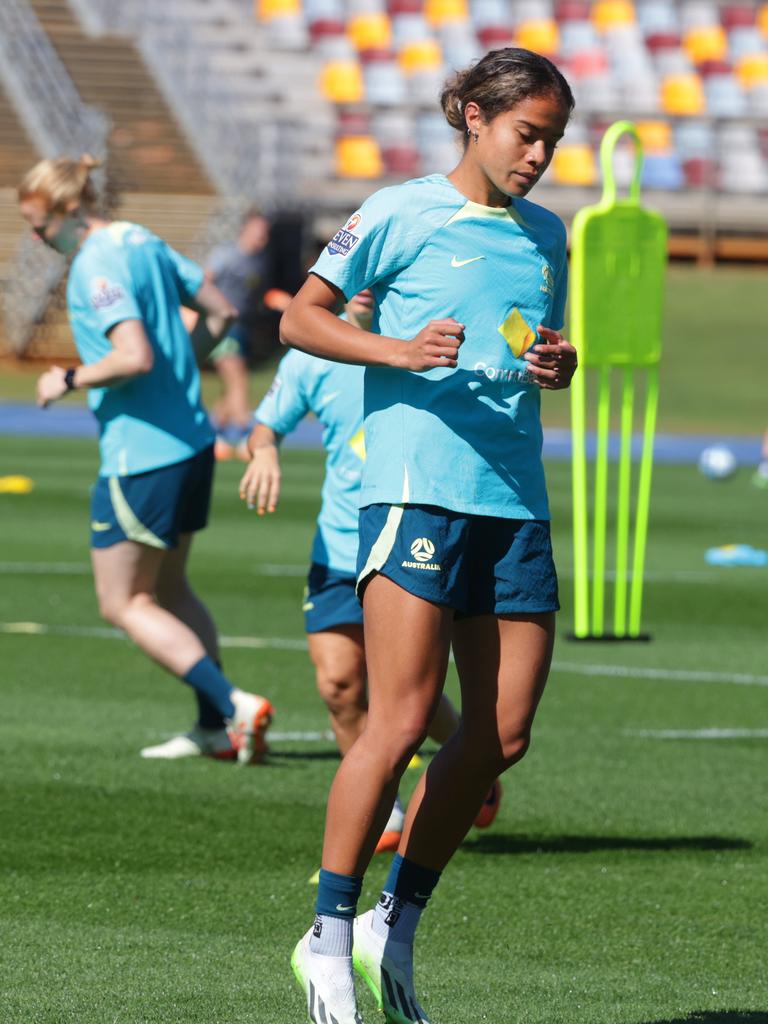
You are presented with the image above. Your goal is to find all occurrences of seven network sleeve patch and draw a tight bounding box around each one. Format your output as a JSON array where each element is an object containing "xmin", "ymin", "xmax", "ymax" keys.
[
  {"xmin": 89, "ymin": 277, "xmax": 126, "ymax": 310},
  {"xmin": 326, "ymin": 213, "xmax": 362, "ymax": 257}
]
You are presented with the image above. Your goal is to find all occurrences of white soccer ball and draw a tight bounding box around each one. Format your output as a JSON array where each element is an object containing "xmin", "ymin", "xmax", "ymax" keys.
[{"xmin": 698, "ymin": 445, "xmax": 737, "ymax": 480}]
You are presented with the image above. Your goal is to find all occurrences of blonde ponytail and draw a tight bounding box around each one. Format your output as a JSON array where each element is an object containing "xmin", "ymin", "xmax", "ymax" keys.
[{"xmin": 18, "ymin": 154, "xmax": 103, "ymax": 213}]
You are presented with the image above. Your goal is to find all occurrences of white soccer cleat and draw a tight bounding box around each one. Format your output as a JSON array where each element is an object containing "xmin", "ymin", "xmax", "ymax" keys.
[
  {"xmin": 353, "ymin": 910, "xmax": 431, "ymax": 1024},
  {"xmin": 140, "ymin": 725, "xmax": 236, "ymax": 760},
  {"xmin": 375, "ymin": 794, "xmax": 405, "ymax": 854},
  {"xmin": 228, "ymin": 689, "xmax": 273, "ymax": 765},
  {"xmin": 291, "ymin": 927, "xmax": 364, "ymax": 1024}
]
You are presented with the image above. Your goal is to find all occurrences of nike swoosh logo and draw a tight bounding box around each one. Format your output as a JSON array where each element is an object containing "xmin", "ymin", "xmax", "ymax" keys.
[
  {"xmin": 335, "ymin": 903, "xmax": 354, "ymax": 913},
  {"xmin": 317, "ymin": 391, "xmax": 341, "ymax": 408},
  {"xmin": 451, "ymin": 256, "xmax": 485, "ymax": 268},
  {"xmin": 91, "ymin": 521, "xmax": 113, "ymax": 531}
]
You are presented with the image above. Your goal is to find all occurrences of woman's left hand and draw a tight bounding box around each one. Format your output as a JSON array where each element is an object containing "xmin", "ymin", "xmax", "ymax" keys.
[
  {"xmin": 523, "ymin": 327, "xmax": 578, "ymax": 390},
  {"xmin": 36, "ymin": 366, "xmax": 69, "ymax": 407}
]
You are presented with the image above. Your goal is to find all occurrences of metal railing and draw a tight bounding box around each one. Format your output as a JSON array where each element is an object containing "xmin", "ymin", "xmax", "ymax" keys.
[
  {"xmin": 64, "ymin": 0, "xmax": 302, "ymax": 205},
  {"xmin": 0, "ymin": 0, "xmax": 109, "ymax": 354}
]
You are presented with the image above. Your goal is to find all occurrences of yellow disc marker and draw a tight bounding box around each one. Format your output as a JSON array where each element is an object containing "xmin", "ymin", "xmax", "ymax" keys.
[{"xmin": 0, "ymin": 475, "xmax": 34, "ymax": 494}]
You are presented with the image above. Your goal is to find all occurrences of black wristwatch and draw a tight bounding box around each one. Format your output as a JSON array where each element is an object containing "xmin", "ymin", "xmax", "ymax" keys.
[{"xmin": 64, "ymin": 367, "xmax": 77, "ymax": 391}]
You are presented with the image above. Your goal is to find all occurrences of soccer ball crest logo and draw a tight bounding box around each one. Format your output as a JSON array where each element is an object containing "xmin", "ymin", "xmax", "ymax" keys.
[{"xmin": 410, "ymin": 537, "xmax": 435, "ymax": 563}]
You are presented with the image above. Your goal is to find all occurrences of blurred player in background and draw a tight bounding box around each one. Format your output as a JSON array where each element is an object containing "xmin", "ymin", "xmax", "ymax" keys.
[
  {"xmin": 280, "ymin": 48, "xmax": 577, "ymax": 1024},
  {"xmin": 205, "ymin": 208, "xmax": 291, "ymax": 460},
  {"xmin": 238, "ymin": 289, "xmax": 502, "ymax": 853},
  {"xmin": 19, "ymin": 154, "xmax": 273, "ymax": 765},
  {"xmin": 752, "ymin": 429, "xmax": 768, "ymax": 489}
]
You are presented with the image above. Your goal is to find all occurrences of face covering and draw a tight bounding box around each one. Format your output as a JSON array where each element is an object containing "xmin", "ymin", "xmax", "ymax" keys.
[{"xmin": 46, "ymin": 212, "xmax": 86, "ymax": 255}]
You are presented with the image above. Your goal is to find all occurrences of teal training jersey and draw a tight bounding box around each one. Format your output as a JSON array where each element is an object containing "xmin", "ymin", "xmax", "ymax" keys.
[
  {"xmin": 310, "ymin": 174, "xmax": 568, "ymax": 520},
  {"xmin": 67, "ymin": 221, "xmax": 214, "ymax": 476},
  {"xmin": 255, "ymin": 349, "xmax": 365, "ymax": 574}
]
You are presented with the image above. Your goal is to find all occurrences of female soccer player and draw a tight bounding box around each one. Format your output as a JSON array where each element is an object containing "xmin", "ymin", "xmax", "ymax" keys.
[
  {"xmin": 280, "ymin": 49, "xmax": 578, "ymax": 1023},
  {"xmin": 239, "ymin": 291, "xmax": 501, "ymax": 853},
  {"xmin": 18, "ymin": 155, "xmax": 273, "ymax": 764}
]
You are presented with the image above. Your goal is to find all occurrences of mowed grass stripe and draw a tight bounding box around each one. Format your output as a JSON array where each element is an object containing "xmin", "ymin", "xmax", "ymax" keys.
[{"xmin": 4, "ymin": 620, "xmax": 768, "ymax": 689}]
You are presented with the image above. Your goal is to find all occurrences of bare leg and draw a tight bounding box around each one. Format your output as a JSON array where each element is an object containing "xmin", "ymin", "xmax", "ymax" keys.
[
  {"xmin": 321, "ymin": 575, "xmax": 453, "ymax": 876},
  {"xmin": 308, "ymin": 625, "xmax": 458, "ymax": 756},
  {"xmin": 308, "ymin": 626, "xmax": 367, "ymax": 755},
  {"xmin": 426, "ymin": 692, "xmax": 460, "ymax": 744},
  {"xmin": 212, "ymin": 352, "xmax": 252, "ymax": 430},
  {"xmin": 400, "ymin": 612, "xmax": 555, "ymax": 871},
  {"xmin": 91, "ymin": 541, "xmax": 208, "ymax": 676},
  {"xmin": 155, "ymin": 534, "xmax": 220, "ymax": 661}
]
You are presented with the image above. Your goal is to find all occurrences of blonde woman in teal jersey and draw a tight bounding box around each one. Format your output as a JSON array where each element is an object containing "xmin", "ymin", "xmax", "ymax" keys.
[
  {"xmin": 282, "ymin": 50, "xmax": 578, "ymax": 1024},
  {"xmin": 19, "ymin": 155, "xmax": 273, "ymax": 765}
]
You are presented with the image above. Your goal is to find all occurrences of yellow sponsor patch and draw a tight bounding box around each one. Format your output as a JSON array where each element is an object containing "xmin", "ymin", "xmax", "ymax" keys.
[
  {"xmin": 348, "ymin": 428, "xmax": 366, "ymax": 461},
  {"xmin": 498, "ymin": 307, "xmax": 537, "ymax": 358}
]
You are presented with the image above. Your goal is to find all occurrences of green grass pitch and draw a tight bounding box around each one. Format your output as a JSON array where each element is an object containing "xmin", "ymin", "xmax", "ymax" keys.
[{"xmin": 0, "ymin": 435, "xmax": 766, "ymax": 1024}]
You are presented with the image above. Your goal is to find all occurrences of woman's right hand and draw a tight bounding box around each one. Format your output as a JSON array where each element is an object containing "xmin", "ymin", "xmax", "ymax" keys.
[
  {"xmin": 394, "ymin": 319, "xmax": 465, "ymax": 371},
  {"xmin": 239, "ymin": 444, "xmax": 282, "ymax": 515}
]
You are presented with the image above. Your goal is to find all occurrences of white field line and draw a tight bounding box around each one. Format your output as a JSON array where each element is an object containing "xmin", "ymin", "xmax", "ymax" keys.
[
  {"xmin": 0, "ymin": 561, "xmax": 92, "ymax": 574},
  {"xmin": 0, "ymin": 561, "xmax": 731, "ymax": 584},
  {"xmin": 0, "ymin": 621, "xmax": 307, "ymax": 651},
  {"xmin": 0, "ymin": 561, "xmax": 308, "ymax": 577},
  {"xmin": 3, "ymin": 620, "xmax": 768, "ymax": 689},
  {"xmin": 555, "ymin": 660, "xmax": 768, "ymax": 688},
  {"xmin": 625, "ymin": 728, "xmax": 768, "ymax": 740}
]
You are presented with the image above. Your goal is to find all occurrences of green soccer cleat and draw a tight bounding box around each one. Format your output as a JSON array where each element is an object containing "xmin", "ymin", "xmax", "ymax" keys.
[
  {"xmin": 353, "ymin": 910, "xmax": 431, "ymax": 1024},
  {"xmin": 292, "ymin": 926, "xmax": 364, "ymax": 1024}
]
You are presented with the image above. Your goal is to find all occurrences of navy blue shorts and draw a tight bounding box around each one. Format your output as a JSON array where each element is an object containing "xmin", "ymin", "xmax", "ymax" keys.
[
  {"xmin": 210, "ymin": 320, "xmax": 249, "ymax": 361},
  {"xmin": 303, "ymin": 563, "xmax": 364, "ymax": 633},
  {"xmin": 356, "ymin": 503, "xmax": 559, "ymax": 618},
  {"xmin": 90, "ymin": 446, "xmax": 215, "ymax": 550}
]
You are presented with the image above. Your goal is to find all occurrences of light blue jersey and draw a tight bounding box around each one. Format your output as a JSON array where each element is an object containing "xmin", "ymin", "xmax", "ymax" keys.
[
  {"xmin": 311, "ymin": 174, "xmax": 568, "ymax": 520},
  {"xmin": 67, "ymin": 221, "xmax": 214, "ymax": 476},
  {"xmin": 255, "ymin": 349, "xmax": 365, "ymax": 574}
]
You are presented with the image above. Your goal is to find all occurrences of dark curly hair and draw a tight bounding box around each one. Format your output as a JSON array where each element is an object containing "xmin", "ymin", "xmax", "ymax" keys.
[{"xmin": 441, "ymin": 48, "xmax": 574, "ymax": 139}]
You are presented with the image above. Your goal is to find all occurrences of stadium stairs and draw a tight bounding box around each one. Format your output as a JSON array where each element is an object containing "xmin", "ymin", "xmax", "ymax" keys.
[{"xmin": 1, "ymin": 0, "xmax": 217, "ymax": 361}]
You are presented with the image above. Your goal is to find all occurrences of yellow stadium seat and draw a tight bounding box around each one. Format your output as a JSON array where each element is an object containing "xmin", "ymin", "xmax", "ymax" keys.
[
  {"xmin": 516, "ymin": 18, "xmax": 559, "ymax": 55},
  {"xmin": 635, "ymin": 120, "xmax": 672, "ymax": 153},
  {"xmin": 660, "ymin": 73, "xmax": 706, "ymax": 115},
  {"xmin": 336, "ymin": 135, "xmax": 384, "ymax": 178},
  {"xmin": 258, "ymin": 0, "xmax": 300, "ymax": 19},
  {"xmin": 736, "ymin": 53, "xmax": 768, "ymax": 88},
  {"xmin": 551, "ymin": 143, "xmax": 597, "ymax": 185},
  {"xmin": 348, "ymin": 12, "xmax": 392, "ymax": 50},
  {"xmin": 398, "ymin": 38, "xmax": 443, "ymax": 74},
  {"xmin": 425, "ymin": 0, "xmax": 469, "ymax": 25},
  {"xmin": 683, "ymin": 25, "xmax": 728, "ymax": 64},
  {"xmin": 320, "ymin": 59, "xmax": 365, "ymax": 103},
  {"xmin": 591, "ymin": 0, "xmax": 635, "ymax": 33}
]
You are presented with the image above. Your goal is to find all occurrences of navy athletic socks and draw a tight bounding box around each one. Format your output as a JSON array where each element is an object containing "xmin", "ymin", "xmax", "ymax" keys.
[
  {"xmin": 194, "ymin": 660, "xmax": 228, "ymax": 730},
  {"xmin": 195, "ymin": 691, "xmax": 227, "ymax": 731},
  {"xmin": 310, "ymin": 868, "xmax": 363, "ymax": 957},
  {"xmin": 182, "ymin": 655, "xmax": 235, "ymax": 719},
  {"xmin": 372, "ymin": 854, "xmax": 442, "ymax": 945}
]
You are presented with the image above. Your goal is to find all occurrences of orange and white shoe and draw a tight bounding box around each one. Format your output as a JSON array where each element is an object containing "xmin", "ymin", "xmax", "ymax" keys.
[
  {"xmin": 375, "ymin": 795, "xmax": 405, "ymax": 854},
  {"xmin": 474, "ymin": 779, "xmax": 502, "ymax": 829},
  {"xmin": 214, "ymin": 438, "xmax": 234, "ymax": 461},
  {"xmin": 228, "ymin": 690, "xmax": 273, "ymax": 765}
]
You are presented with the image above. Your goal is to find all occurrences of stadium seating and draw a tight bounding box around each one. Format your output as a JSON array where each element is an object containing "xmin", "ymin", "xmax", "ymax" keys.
[{"xmin": 241, "ymin": 0, "xmax": 768, "ymax": 198}]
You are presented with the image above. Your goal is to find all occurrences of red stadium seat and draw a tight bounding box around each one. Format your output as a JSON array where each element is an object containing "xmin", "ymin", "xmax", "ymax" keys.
[{"xmin": 720, "ymin": 5, "xmax": 755, "ymax": 30}]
